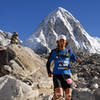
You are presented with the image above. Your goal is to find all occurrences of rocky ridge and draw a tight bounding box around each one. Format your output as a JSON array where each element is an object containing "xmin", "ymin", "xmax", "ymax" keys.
[{"xmin": 0, "ymin": 44, "xmax": 51, "ymax": 100}]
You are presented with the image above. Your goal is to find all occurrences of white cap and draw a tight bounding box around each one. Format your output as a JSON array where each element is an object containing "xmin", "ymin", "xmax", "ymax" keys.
[{"xmin": 58, "ymin": 35, "xmax": 66, "ymax": 41}]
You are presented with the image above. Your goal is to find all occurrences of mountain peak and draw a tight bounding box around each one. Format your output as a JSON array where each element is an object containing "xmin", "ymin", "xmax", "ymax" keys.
[
  {"xmin": 56, "ymin": 7, "xmax": 66, "ymax": 12},
  {"xmin": 23, "ymin": 7, "xmax": 100, "ymax": 54},
  {"xmin": 45, "ymin": 7, "xmax": 75, "ymax": 22},
  {"xmin": 52, "ymin": 7, "xmax": 70, "ymax": 16}
]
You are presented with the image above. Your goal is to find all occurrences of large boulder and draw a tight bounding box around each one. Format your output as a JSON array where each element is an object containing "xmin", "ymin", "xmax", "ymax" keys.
[
  {"xmin": 6, "ymin": 44, "xmax": 45, "ymax": 78},
  {"xmin": 0, "ymin": 75, "xmax": 39, "ymax": 100}
]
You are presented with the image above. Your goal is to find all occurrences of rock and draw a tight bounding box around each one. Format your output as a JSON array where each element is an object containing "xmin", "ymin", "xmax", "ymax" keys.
[
  {"xmin": 6, "ymin": 45, "xmax": 45, "ymax": 80},
  {"xmin": 1, "ymin": 65, "xmax": 12, "ymax": 74},
  {"xmin": 0, "ymin": 75, "xmax": 39, "ymax": 100},
  {"xmin": 91, "ymin": 83, "xmax": 99, "ymax": 90},
  {"xmin": 42, "ymin": 95, "xmax": 53, "ymax": 100},
  {"xmin": 71, "ymin": 73, "xmax": 78, "ymax": 81},
  {"xmin": 72, "ymin": 89, "xmax": 95, "ymax": 100},
  {"xmin": 9, "ymin": 60, "xmax": 28, "ymax": 78},
  {"xmin": 3, "ymin": 65, "xmax": 12, "ymax": 72},
  {"xmin": 0, "ymin": 30, "xmax": 11, "ymax": 46},
  {"xmin": 94, "ymin": 88, "xmax": 100, "ymax": 100},
  {"xmin": 38, "ymin": 78, "xmax": 53, "ymax": 89},
  {"xmin": 7, "ymin": 45, "xmax": 40, "ymax": 73}
]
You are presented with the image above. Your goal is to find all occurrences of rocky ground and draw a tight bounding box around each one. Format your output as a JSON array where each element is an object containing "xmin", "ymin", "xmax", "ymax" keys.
[
  {"xmin": 0, "ymin": 45, "xmax": 100, "ymax": 100},
  {"xmin": 71, "ymin": 52, "xmax": 100, "ymax": 100},
  {"xmin": 71, "ymin": 52, "xmax": 100, "ymax": 90}
]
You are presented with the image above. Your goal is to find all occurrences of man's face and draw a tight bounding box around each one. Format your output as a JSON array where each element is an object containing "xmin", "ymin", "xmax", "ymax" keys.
[{"xmin": 58, "ymin": 39, "xmax": 67, "ymax": 48}]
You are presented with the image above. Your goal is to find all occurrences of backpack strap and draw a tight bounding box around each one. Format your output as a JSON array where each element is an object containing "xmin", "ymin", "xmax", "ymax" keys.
[{"xmin": 56, "ymin": 48, "xmax": 70, "ymax": 57}]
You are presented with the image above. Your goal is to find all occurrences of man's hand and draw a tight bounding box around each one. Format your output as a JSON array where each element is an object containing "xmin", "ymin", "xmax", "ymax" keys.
[
  {"xmin": 48, "ymin": 73, "xmax": 53, "ymax": 77},
  {"xmin": 76, "ymin": 58, "xmax": 82, "ymax": 63}
]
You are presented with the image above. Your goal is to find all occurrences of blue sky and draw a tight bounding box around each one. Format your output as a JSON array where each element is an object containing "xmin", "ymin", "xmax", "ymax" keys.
[{"xmin": 0, "ymin": 0, "xmax": 100, "ymax": 40}]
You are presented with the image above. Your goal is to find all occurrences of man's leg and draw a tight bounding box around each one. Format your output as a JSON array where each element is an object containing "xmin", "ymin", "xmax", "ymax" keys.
[
  {"xmin": 53, "ymin": 88, "xmax": 63, "ymax": 100},
  {"xmin": 65, "ymin": 88, "xmax": 72, "ymax": 100}
]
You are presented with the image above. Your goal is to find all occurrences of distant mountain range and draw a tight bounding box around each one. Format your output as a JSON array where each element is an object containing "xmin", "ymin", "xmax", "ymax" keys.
[{"xmin": 23, "ymin": 7, "xmax": 100, "ymax": 54}]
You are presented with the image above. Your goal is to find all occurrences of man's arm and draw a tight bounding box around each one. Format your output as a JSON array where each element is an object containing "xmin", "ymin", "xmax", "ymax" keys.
[
  {"xmin": 76, "ymin": 57, "xmax": 82, "ymax": 63},
  {"xmin": 69, "ymin": 50, "xmax": 82, "ymax": 63}
]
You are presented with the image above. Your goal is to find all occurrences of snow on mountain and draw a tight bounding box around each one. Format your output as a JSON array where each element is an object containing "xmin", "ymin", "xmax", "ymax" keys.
[
  {"xmin": 0, "ymin": 30, "xmax": 11, "ymax": 46},
  {"xmin": 23, "ymin": 7, "xmax": 100, "ymax": 54}
]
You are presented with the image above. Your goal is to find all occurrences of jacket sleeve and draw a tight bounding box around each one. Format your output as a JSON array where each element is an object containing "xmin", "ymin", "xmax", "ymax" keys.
[
  {"xmin": 69, "ymin": 50, "xmax": 77, "ymax": 62},
  {"xmin": 46, "ymin": 50, "xmax": 55, "ymax": 74}
]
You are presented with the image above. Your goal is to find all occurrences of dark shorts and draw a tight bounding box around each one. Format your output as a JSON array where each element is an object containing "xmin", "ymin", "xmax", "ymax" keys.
[{"xmin": 53, "ymin": 74, "xmax": 72, "ymax": 89}]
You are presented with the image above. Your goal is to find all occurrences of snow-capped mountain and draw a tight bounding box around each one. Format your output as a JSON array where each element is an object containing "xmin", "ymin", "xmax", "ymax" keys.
[
  {"xmin": 23, "ymin": 7, "xmax": 100, "ymax": 54},
  {"xmin": 0, "ymin": 30, "xmax": 11, "ymax": 46}
]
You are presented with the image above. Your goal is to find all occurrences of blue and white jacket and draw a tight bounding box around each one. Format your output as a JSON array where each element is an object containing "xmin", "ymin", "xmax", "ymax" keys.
[{"xmin": 46, "ymin": 48, "xmax": 76, "ymax": 75}]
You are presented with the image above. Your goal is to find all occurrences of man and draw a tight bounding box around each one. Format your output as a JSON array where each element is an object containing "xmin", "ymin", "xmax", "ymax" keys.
[{"xmin": 46, "ymin": 35, "xmax": 81, "ymax": 100}]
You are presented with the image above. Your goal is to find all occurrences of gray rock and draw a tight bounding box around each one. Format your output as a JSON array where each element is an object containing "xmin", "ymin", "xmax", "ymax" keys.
[
  {"xmin": 0, "ymin": 75, "xmax": 39, "ymax": 100},
  {"xmin": 72, "ymin": 89, "xmax": 95, "ymax": 100},
  {"xmin": 0, "ymin": 30, "xmax": 11, "ymax": 46},
  {"xmin": 38, "ymin": 78, "xmax": 53, "ymax": 89},
  {"xmin": 42, "ymin": 95, "xmax": 53, "ymax": 100},
  {"xmin": 94, "ymin": 88, "xmax": 100, "ymax": 100},
  {"xmin": 1, "ymin": 65, "xmax": 12, "ymax": 74}
]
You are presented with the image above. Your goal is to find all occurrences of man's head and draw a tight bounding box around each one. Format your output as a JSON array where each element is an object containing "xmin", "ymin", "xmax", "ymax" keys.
[
  {"xmin": 58, "ymin": 35, "xmax": 66, "ymax": 41},
  {"xmin": 57, "ymin": 35, "xmax": 67, "ymax": 49}
]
